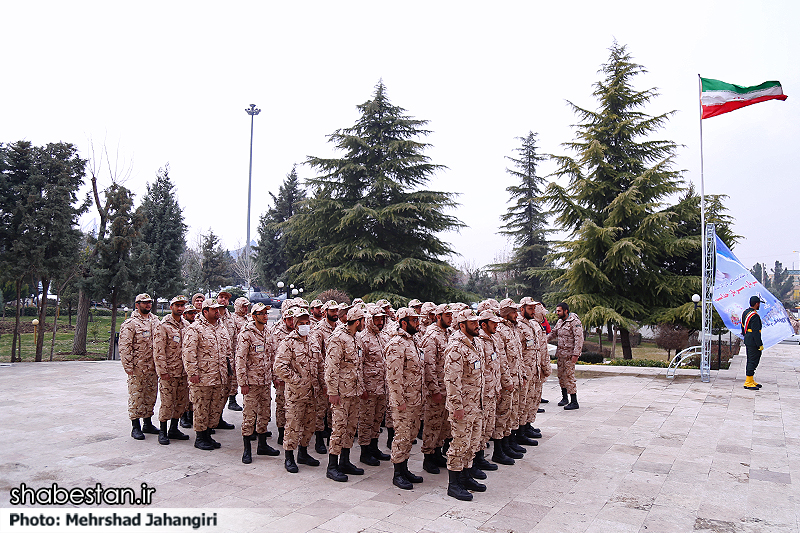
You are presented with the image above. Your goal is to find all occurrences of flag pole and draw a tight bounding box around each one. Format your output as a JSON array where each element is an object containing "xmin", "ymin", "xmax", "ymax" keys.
[{"xmin": 699, "ymin": 74, "xmax": 708, "ymax": 382}]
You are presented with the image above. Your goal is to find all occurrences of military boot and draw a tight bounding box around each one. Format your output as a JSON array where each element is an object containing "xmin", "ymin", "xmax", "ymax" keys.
[
  {"xmin": 228, "ymin": 395, "xmax": 243, "ymax": 411},
  {"xmin": 467, "ymin": 463, "xmax": 486, "ymax": 480},
  {"xmin": 564, "ymin": 393, "xmax": 579, "ymax": 410},
  {"xmin": 256, "ymin": 433, "xmax": 279, "ymax": 456},
  {"xmin": 524, "ymin": 423, "xmax": 541, "ymax": 439},
  {"xmin": 179, "ymin": 411, "xmax": 192, "ymax": 428},
  {"xmin": 515, "ymin": 426, "xmax": 538, "ymax": 446},
  {"xmin": 423, "ymin": 454, "xmax": 440, "ymax": 474},
  {"xmin": 473, "ymin": 450, "xmax": 498, "ymax": 471},
  {"xmin": 284, "ymin": 450, "xmax": 299, "ymax": 473},
  {"xmin": 216, "ymin": 416, "xmax": 235, "ymax": 430},
  {"xmin": 442, "ymin": 438, "xmax": 452, "ymax": 455},
  {"xmin": 242, "ymin": 436, "xmax": 252, "ymax": 464},
  {"xmin": 168, "ymin": 418, "xmax": 190, "ymax": 440},
  {"xmin": 370, "ymin": 438, "xmax": 390, "ymax": 461},
  {"xmin": 206, "ymin": 429, "xmax": 221, "ymax": 449},
  {"xmin": 360, "ymin": 444, "xmax": 380, "ymax": 466},
  {"xmin": 315, "ymin": 431, "xmax": 327, "ymax": 454},
  {"xmin": 508, "ymin": 431, "xmax": 527, "ymax": 454},
  {"xmin": 141, "ymin": 417, "xmax": 160, "ymax": 435},
  {"xmin": 158, "ymin": 420, "xmax": 170, "ymax": 445},
  {"xmin": 386, "ymin": 427, "xmax": 395, "ymax": 449},
  {"xmin": 491, "ymin": 439, "xmax": 514, "ymax": 465},
  {"xmin": 393, "ymin": 461, "xmax": 413, "ymax": 490},
  {"xmin": 339, "ymin": 448, "xmax": 364, "ymax": 475},
  {"xmin": 131, "ymin": 419, "xmax": 145, "ymax": 441},
  {"xmin": 460, "ymin": 470, "xmax": 486, "ymax": 492},
  {"xmin": 277, "ymin": 427, "xmax": 285, "ymax": 446},
  {"xmin": 326, "ymin": 454, "xmax": 348, "ymax": 482},
  {"xmin": 401, "ymin": 459, "xmax": 423, "ymax": 484},
  {"xmin": 447, "ymin": 469, "xmax": 472, "ymax": 501},
  {"xmin": 502, "ymin": 436, "xmax": 523, "ymax": 459},
  {"xmin": 194, "ymin": 430, "xmax": 214, "ymax": 451},
  {"xmin": 433, "ymin": 446, "xmax": 448, "ymax": 467},
  {"xmin": 557, "ymin": 388, "xmax": 569, "ymax": 406},
  {"xmin": 297, "ymin": 446, "xmax": 320, "ymax": 466}
]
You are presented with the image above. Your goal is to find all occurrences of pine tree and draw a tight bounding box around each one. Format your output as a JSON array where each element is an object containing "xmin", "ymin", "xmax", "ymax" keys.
[
  {"xmin": 751, "ymin": 263, "xmax": 769, "ymax": 287},
  {"xmin": 771, "ymin": 261, "xmax": 793, "ymax": 304},
  {"xmin": 290, "ymin": 81, "xmax": 463, "ymax": 305},
  {"xmin": 543, "ymin": 42, "xmax": 687, "ymax": 359},
  {"xmin": 139, "ymin": 164, "xmax": 187, "ymax": 302},
  {"xmin": 497, "ymin": 132, "xmax": 550, "ymax": 299},
  {"xmin": 200, "ymin": 230, "xmax": 230, "ymax": 296}
]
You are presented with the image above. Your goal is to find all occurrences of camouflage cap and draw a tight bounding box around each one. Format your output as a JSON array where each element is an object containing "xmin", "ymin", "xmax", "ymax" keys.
[
  {"xmin": 352, "ymin": 298, "xmax": 365, "ymax": 305},
  {"xmin": 366, "ymin": 303, "xmax": 386, "ymax": 317},
  {"xmin": 498, "ymin": 298, "xmax": 520, "ymax": 316},
  {"xmin": 376, "ymin": 299, "xmax": 391, "ymax": 308},
  {"xmin": 346, "ymin": 306, "xmax": 366, "ymax": 322},
  {"xmin": 282, "ymin": 307, "xmax": 299, "ymax": 319},
  {"xmin": 298, "ymin": 298, "xmax": 310, "ymax": 308},
  {"xmin": 293, "ymin": 307, "xmax": 310, "ymax": 318},
  {"xmin": 396, "ymin": 307, "xmax": 422, "ymax": 321},
  {"xmin": 478, "ymin": 309, "xmax": 503, "ymax": 322},
  {"xmin": 519, "ymin": 296, "xmax": 540, "ymax": 306},
  {"xmin": 309, "ymin": 299, "xmax": 323, "ymax": 308},
  {"xmin": 476, "ymin": 300, "xmax": 496, "ymax": 313},
  {"xmin": 135, "ymin": 293, "xmax": 153, "ymax": 303},
  {"xmin": 217, "ymin": 289, "xmax": 232, "ymax": 298},
  {"xmin": 201, "ymin": 298, "xmax": 224, "ymax": 309},
  {"xmin": 169, "ymin": 295, "xmax": 189, "ymax": 305},
  {"xmin": 421, "ymin": 301, "xmax": 437, "ymax": 315},
  {"xmin": 408, "ymin": 299, "xmax": 423, "ymax": 308},
  {"xmin": 251, "ymin": 302, "xmax": 268, "ymax": 315},
  {"xmin": 183, "ymin": 306, "xmax": 198, "ymax": 315},
  {"xmin": 192, "ymin": 293, "xmax": 205, "ymax": 303},
  {"xmin": 322, "ymin": 300, "xmax": 340, "ymax": 312},
  {"xmin": 451, "ymin": 302, "xmax": 469, "ymax": 312},
  {"xmin": 453, "ymin": 309, "xmax": 479, "ymax": 325},
  {"xmin": 234, "ymin": 297, "xmax": 250, "ymax": 310},
  {"xmin": 434, "ymin": 303, "xmax": 453, "ymax": 315}
]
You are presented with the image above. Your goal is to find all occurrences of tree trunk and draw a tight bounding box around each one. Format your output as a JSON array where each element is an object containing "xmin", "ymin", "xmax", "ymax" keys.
[
  {"xmin": 68, "ymin": 299, "xmax": 72, "ymax": 327},
  {"xmin": 12, "ymin": 279, "xmax": 22, "ymax": 363},
  {"xmin": 606, "ymin": 322, "xmax": 613, "ymax": 343},
  {"xmin": 34, "ymin": 278, "xmax": 50, "ymax": 361},
  {"xmin": 72, "ymin": 288, "xmax": 89, "ymax": 355},
  {"xmin": 611, "ymin": 327, "xmax": 617, "ymax": 358},
  {"xmin": 620, "ymin": 328, "xmax": 633, "ymax": 360},
  {"xmin": 108, "ymin": 290, "xmax": 118, "ymax": 360},
  {"xmin": 50, "ymin": 286, "xmax": 61, "ymax": 361},
  {"xmin": 597, "ymin": 327, "xmax": 603, "ymax": 353}
]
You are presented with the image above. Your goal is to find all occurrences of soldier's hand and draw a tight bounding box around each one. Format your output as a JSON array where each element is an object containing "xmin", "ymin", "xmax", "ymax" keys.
[
  {"xmin": 189, "ymin": 376, "xmax": 199, "ymax": 384},
  {"xmin": 431, "ymin": 392, "xmax": 444, "ymax": 403},
  {"xmin": 274, "ymin": 379, "xmax": 284, "ymax": 387},
  {"xmin": 161, "ymin": 373, "xmax": 171, "ymax": 381},
  {"xmin": 241, "ymin": 385, "xmax": 250, "ymax": 395},
  {"xmin": 453, "ymin": 409, "xmax": 464, "ymax": 420},
  {"xmin": 397, "ymin": 403, "xmax": 407, "ymax": 412},
  {"xmin": 360, "ymin": 391, "xmax": 369, "ymax": 400},
  {"xmin": 571, "ymin": 355, "xmax": 579, "ymax": 363},
  {"xmin": 329, "ymin": 394, "xmax": 340, "ymax": 405}
]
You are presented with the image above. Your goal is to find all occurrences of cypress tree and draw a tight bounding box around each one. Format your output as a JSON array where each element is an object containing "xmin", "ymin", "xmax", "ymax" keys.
[{"xmin": 200, "ymin": 230, "xmax": 230, "ymax": 296}]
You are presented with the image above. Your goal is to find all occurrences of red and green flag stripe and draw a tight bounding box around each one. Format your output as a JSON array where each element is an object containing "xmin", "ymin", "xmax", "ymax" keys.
[{"xmin": 700, "ymin": 78, "xmax": 787, "ymax": 119}]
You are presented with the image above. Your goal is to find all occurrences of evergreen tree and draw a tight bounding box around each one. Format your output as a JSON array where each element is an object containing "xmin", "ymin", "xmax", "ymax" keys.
[
  {"xmin": 290, "ymin": 81, "xmax": 463, "ymax": 305},
  {"xmin": 181, "ymin": 247, "xmax": 204, "ymax": 295},
  {"xmin": 542, "ymin": 42, "xmax": 688, "ymax": 359},
  {"xmin": 751, "ymin": 262, "xmax": 769, "ymax": 287},
  {"xmin": 200, "ymin": 230, "xmax": 231, "ymax": 295},
  {"xmin": 496, "ymin": 132, "xmax": 550, "ymax": 299},
  {"xmin": 255, "ymin": 165, "xmax": 306, "ymax": 287},
  {"xmin": 139, "ymin": 164, "xmax": 187, "ymax": 302},
  {"xmin": 771, "ymin": 261, "xmax": 793, "ymax": 304}
]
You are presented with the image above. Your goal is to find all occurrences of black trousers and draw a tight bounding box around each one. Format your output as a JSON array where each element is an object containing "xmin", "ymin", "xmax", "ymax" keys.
[{"xmin": 745, "ymin": 345, "xmax": 762, "ymax": 376}]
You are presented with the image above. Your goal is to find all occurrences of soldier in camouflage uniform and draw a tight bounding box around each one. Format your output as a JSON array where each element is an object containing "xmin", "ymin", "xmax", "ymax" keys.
[
  {"xmin": 309, "ymin": 300, "xmax": 339, "ymax": 454},
  {"xmin": 191, "ymin": 293, "xmax": 205, "ymax": 311},
  {"xmin": 179, "ymin": 306, "xmax": 199, "ymax": 429},
  {"xmin": 548, "ymin": 302, "xmax": 583, "ymax": 410},
  {"xmin": 385, "ymin": 308, "xmax": 425, "ymax": 490},
  {"xmin": 309, "ymin": 300, "xmax": 324, "ymax": 324},
  {"xmin": 120, "ymin": 293, "xmax": 161, "ymax": 441},
  {"xmin": 324, "ymin": 306, "xmax": 366, "ymax": 482},
  {"xmin": 271, "ymin": 307, "xmax": 296, "ymax": 445},
  {"xmin": 420, "ymin": 303, "xmax": 453, "ymax": 474},
  {"xmin": 514, "ymin": 297, "xmax": 541, "ymax": 448},
  {"xmin": 274, "ymin": 308, "xmax": 323, "ymax": 473},
  {"xmin": 357, "ymin": 304, "xmax": 391, "ymax": 466},
  {"xmin": 444, "ymin": 309, "xmax": 486, "ymax": 501},
  {"xmin": 183, "ymin": 299, "xmax": 231, "ymax": 451},
  {"xmin": 233, "ymin": 297, "xmax": 251, "ymax": 332},
  {"xmin": 236, "ymin": 302, "xmax": 280, "ymax": 464},
  {"xmin": 476, "ymin": 309, "xmax": 503, "ymax": 469},
  {"xmin": 153, "ymin": 295, "xmax": 191, "ymax": 445},
  {"xmin": 495, "ymin": 300, "xmax": 527, "ymax": 460},
  {"xmin": 523, "ymin": 299, "xmax": 550, "ymax": 437},
  {"xmin": 216, "ymin": 290, "xmax": 242, "ymax": 414}
]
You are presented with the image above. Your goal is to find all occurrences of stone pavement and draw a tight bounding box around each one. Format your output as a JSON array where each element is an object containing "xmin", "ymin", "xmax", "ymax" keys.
[{"xmin": 1, "ymin": 344, "xmax": 799, "ymax": 533}]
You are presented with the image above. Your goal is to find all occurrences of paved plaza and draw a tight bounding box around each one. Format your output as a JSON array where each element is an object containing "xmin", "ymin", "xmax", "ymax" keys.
[{"xmin": 1, "ymin": 344, "xmax": 799, "ymax": 533}]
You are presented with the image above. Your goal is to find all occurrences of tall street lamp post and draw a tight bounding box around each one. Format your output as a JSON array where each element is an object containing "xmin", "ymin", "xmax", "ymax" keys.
[{"xmin": 245, "ymin": 104, "xmax": 261, "ymax": 279}]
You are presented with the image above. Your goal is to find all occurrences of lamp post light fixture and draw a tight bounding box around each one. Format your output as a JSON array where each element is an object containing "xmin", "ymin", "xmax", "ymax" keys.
[
  {"xmin": 245, "ymin": 104, "xmax": 261, "ymax": 276},
  {"xmin": 299, "ymin": 288, "xmax": 303, "ymax": 294},
  {"xmin": 124, "ymin": 306, "xmax": 130, "ymax": 320},
  {"xmin": 692, "ymin": 294, "xmax": 701, "ymax": 310},
  {"xmin": 292, "ymin": 288, "xmax": 299, "ymax": 296},
  {"xmin": 32, "ymin": 318, "xmax": 39, "ymax": 353}
]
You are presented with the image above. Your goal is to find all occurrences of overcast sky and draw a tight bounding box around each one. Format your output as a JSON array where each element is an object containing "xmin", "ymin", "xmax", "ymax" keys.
[{"xmin": 3, "ymin": 1, "xmax": 799, "ymax": 281}]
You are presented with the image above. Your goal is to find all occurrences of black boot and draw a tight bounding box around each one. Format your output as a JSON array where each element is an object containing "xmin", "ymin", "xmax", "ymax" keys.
[
  {"xmin": 277, "ymin": 427, "xmax": 285, "ymax": 446},
  {"xmin": 242, "ymin": 436, "xmax": 252, "ymax": 464},
  {"xmin": 360, "ymin": 443, "xmax": 380, "ymax": 466},
  {"xmin": 141, "ymin": 417, "xmax": 160, "ymax": 434},
  {"xmin": 474, "ymin": 449, "xmax": 498, "ymax": 471},
  {"xmin": 247, "ymin": 431, "xmax": 258, "ymax": 441},
  {"xmin": 131, "ymin": 419, "xmax": 145, "ymax": 440},
  {"xmin": 206, "ymin": 428, "xmax": 221, "ymax": 448},
  {"xmin": 370, "ymin": 438, "xmax": 390, "ymax": 461},
  {"xmin": 401, "ymin": 459, "xmax": 423, "ymax": 484},
  {"xmin": 168, "ymin": 418, "xmax": 190, "ymax": 440},
  {"xmin": 433, "ymin": 446, "xmax": 448, "ymax": 467},
  {"xmin": 228, "ymin": 395, "xmax": 243, "ymax": 411},
  {"xmin": 315, "ymin": 431, "xmax": 327, "ymax": 454},
  {"xmin": 423, "ymin": 454, "xmax": 440, "ymax": 474},
  {"xmin": 460, "ymin": 469, "xmax": 486, "ymax": 492},
  {"xmin": 158, "ymin": 420, "xmax": 170, "ymax": 445},
  {"xmin": 284, "ymin": 450, "xmax": 299, "ymax": 473},
  {"xmin": 216, "ymin": 416, "xmax": 234, "ymax": 430},
  {"xmin": 442, "ymin": 438, "xmax": 452, "ymax": 455},
  {"xmin": 524, "ymin": 423, "xmax": 541, "ymax": 439},
  {"xmin": 194, "ymin": 430, "xmax": 214, "ymax": 451},
  {"xmin": 326, "ymin": 454, "xmax": 348, "ymax": 482},
  {"xmin": 491, "ymin": 439, "xmax": 514, "ymax": 465},
  {"xmin": 447, "ymin": 469, "xmax": 472, "ymax": 501},
  {"xmin": 339, "ymin": 448, "xmax": 364, "ymax": 475},
  {"xmin": 257, "ymin": 433, "xmax": 279, "ymax": 456},
  {"xmin": 516, "ymin": 426, "xmax": 538, "ymax": 446},
  {"xmin": 502, "ymin": 436, "xmax": 523, "ymax": 459},
  {"xmin": 393, "ymin": 461, "xmax": 413, "ymax": 490},
  {"xmin": 179, "ymin": 411, "xmax": 192, "ymax": 428},
  {"xmin": 508, "ymin": 431, "xmax": 527, "ymax": 453},
  {"xmin": 557, "ymin": 388, "xmax": 569, "ymax": 406},
  {"xmin": 540, "ymin": 398, "xmax": 549, "ymax": 403},
  {"xmin": 297, "ymin": 445, "xmax": 320, "ymax": 466},
  {"xmin": 386, "ymin": 427, "xmax": 395, "ymax": 449},
  {"xmin": 564, "ymin": 393, "xmax": 579, "ymax": 410}
]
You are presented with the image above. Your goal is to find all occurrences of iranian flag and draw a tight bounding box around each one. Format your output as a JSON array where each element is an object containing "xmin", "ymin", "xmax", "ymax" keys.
[{"xmin": 701, "ymin": 78, "xmax": 787, "ymax": 119}]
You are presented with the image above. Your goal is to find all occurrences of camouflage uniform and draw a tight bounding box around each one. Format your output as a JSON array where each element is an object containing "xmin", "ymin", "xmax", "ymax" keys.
[
  {"xmin": 219, "ymin": 309, "xmax": 239, "ymax": 396},
  {"xmin": 357, "ymin": 316, "xmax": 389, "ymax": 446},
  {"xmin": 385, "ymin": 328, "xmax": 424, "ymax": 464},
  {"xmin": 120, "ymin": 309, "xmax": 161, "ymax": 420},
  {"xmin": 517, "ymin": 315, "xmax": 542, "ymax": 425},
  {"xmin": 325, "ymin": 327, "xmax": 364, "ymax": 455},
  {"xmin": 478, "ymin": 328, "xmax": 500, "ymax": 448},
  {"xmin": 421, "ymin": 323, "xmax": 451, "ymax": 454},
  {"xmin": 182, "ymin": 314, "xmax": 231, "ymax": 432},
  {"xmin": 236, "ymin": 321, "xmax": 273, "ymax": 436},
  {"xmin": 271, "ymin": 320, "xmax": 293, "ymax": 428},
  {"xmin": 548, "ymin": 313, "xmax": 584, "ymax": 394},
  {"xmin": 274, "ymin": 330, "xmax": 321, "ymax": 450},
  {"xmin": 530, "ymin": 306, "xmax": 552, "ymax": 424},
  {"xmin": 310, "ymin": 318, "xmax": 337, "ymax": 431},
  {"xmin": 495, "ymin": 320, "xmax": 523, "ymax": 437},
  {"xmin": 444, "ymin": 330, "xmax": 484, "ymax": 471},
  {"xmin": 154, "ymin": 314, "xmax": 189, "ymax": 422}
]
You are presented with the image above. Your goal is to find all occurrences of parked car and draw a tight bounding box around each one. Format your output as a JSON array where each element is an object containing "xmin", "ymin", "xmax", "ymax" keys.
[{"xmin": 248, "ymin": 292, "xmax": 286, "ymax": 308}]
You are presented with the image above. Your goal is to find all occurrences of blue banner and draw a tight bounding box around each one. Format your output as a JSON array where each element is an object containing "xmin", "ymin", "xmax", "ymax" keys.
[{"xmin": 713, "ymin": 235, "xmax": 793, "ymax": 349}]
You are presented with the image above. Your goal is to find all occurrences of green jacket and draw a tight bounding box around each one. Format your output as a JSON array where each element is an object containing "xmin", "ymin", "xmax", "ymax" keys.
[{"xmin": 741, "ymin": 307, "xmax": 763, "ymax": 349}]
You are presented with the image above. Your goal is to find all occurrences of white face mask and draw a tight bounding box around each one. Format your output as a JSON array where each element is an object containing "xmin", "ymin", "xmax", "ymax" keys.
[{"xmin": 297, "ymin": 324, "xmax": 311, "ymax": 337}]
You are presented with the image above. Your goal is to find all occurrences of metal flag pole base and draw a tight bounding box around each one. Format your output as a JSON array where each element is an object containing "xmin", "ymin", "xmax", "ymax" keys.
[{"xmin": 701, "ymin": 223, "xmax": 716, "ymax": 382}]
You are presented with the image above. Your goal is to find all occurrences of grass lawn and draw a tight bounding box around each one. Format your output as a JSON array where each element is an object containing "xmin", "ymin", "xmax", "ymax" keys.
[{"xmin": 584, "ymin": 334, "xmax": 674, "ymax": 362}]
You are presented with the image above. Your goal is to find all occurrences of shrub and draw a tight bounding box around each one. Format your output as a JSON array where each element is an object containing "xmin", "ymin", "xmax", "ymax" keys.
[
  {"xmin": 579, "ymin": 352, "xmax": 604, "ymax": 364},
  {"xmin": 315, "ymin": 289, "xmax": 351, "ymax": 305}
]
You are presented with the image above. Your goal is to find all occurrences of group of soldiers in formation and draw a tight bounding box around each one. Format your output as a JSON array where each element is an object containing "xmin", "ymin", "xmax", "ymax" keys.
[{"xmin": 120, "ymin": 290, "xmax": 584, "ymax": 501}]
